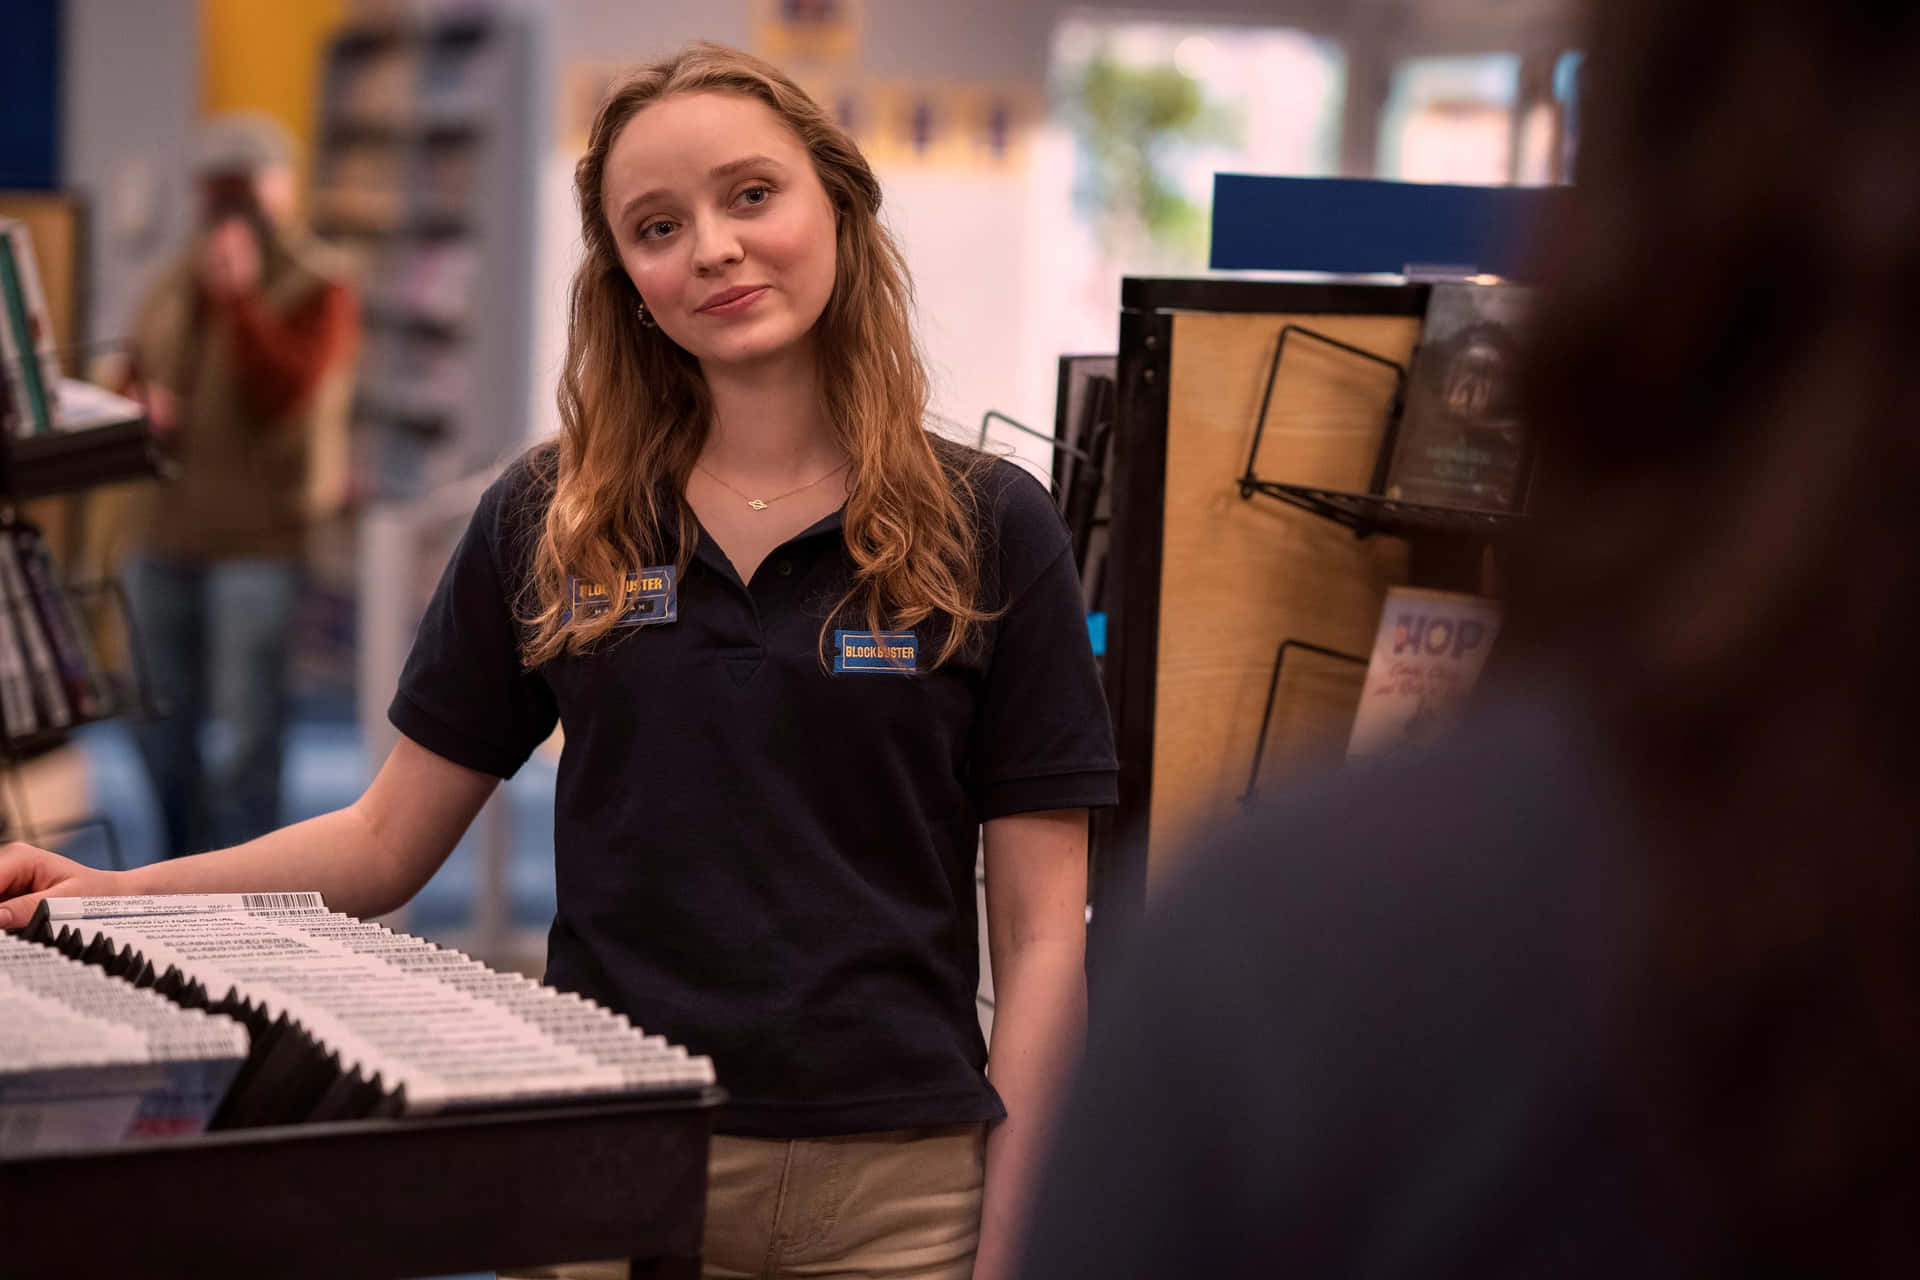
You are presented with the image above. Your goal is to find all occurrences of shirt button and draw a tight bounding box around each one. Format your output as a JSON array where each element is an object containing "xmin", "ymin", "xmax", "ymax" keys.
[{"xmin": 776, "ymin": 559, "xmax": 793, "ymax": 577}]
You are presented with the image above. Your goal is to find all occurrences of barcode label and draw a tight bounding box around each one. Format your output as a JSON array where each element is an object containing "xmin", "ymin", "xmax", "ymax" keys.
[
  {"xmin": 240, "ymin": 893, "xmax": 326, "ymax": 912},
  {"xmin": 45, "ymin": 894, "xmax": 324, "ymax": 920}
]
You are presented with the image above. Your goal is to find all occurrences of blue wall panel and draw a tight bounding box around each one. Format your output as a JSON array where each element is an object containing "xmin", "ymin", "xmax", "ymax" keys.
[
  {"xmin": 1209, "ymin": 174, "xmax": 1560, "ymax": 279},
  {"xmin": 0, "ymin": 0, "xmax": 61, "ymax": 189}
]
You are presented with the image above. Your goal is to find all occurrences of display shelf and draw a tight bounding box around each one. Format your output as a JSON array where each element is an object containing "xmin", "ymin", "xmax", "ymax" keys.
[
  {"xmin": 1238, "ymin": 637, "xmax": 1366, "ymax": 803},
  {"xmin": 323, "ymin": 117, "xmax": 485, "ymax": 146},
  {"xmin": 321, "ymin": 117, "xmax": 409, "ymax": 145},
  {"xmin": 1238, "ymin": 477, "xmax": 1523, "ymax": 539},
  {"xmin": 313, "ymin": 215, "xmax": 472, "ymax": 241},
  {"xmin": 0, "ymin": 1089, "xmax": 724, "ymax": 1279},
  {"xmin": 3, "ymin": 707, "xmax": 115, "ymax": 758},
  {"xmin": 361, "ymin": 302, "xmax": 464, "ymax": 341},
  {"xmin": 311, "ymin": 211, "xmax": 406, "ymax": 239},
  {"xmin": 1097, "ymin": 276, "xmax": 1432, "ymax": 972},
  {"xmin": 409, "ymin": 209, "xmax": 473, "ymax": 238},
  {"xmin": 421, "ymin": 117, "xmax": 485, "ymax": 143},
  {"xmin": 2, "ymin": 416, "xmax": 160, "ymax": 500},
  {"xmin": 432, "ymin": 13, "xmax": 492, "ymax": 44},
  {"xmin": 331, "ymin": 20, "xmax": 409, "ymax": 55},
  {"xmin": 0, "ymin": 575, "xmax": 157, "ymax": 762},
  {"xmin": 357, "ymin": 399, "xmax": 454, "ymax": 439},
  {"xmin": 315, "ymin": 8, "xmax": 532, "ymax": 504},
  {"xmin": 1227, "ymin": 315, "xmax": 1521, "ymax": 541}
]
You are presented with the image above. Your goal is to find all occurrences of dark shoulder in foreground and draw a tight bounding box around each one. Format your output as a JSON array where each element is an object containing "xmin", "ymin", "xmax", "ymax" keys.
[
  {"xmin": 1171, "ymin": 681, "xmax": 1626, "ymax": 944},
  {"xmin": 1137, "ymin": 684, "xmax": 1642, "ymax": 1073},
  {"xmin": 1020, "ymin": 681, "xmax": 1687, "ymax": 1278}
]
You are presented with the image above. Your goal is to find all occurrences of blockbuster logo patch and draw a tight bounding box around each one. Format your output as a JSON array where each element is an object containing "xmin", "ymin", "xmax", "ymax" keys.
[{"xmin": 835, "ymin": 630, "xmax": 918, "ymax": 674}]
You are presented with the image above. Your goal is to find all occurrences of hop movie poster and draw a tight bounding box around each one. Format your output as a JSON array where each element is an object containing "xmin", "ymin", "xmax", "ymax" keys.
[{"xmin": 1346, "ymin": 587, "xmax": 1502, "ymax": 758}]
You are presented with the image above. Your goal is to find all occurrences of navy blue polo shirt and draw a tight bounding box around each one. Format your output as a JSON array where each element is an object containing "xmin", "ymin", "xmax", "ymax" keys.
[{"xmin": 389, "ymin": 443, "xmax": 1118, "ymax": 1137}]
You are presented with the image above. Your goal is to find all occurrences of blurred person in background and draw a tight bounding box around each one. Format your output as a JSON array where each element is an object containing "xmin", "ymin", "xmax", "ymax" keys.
[
  {"xmin": 123, "ymin": 112, "xmax": 359, "ymax": 859},
  {"xmin": 1016, "ymin": 0, "xmax": 1918, "ymax": 1275}
]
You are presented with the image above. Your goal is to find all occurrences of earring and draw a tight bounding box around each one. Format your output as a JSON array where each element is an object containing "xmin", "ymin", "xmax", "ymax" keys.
[{"xmin": 635, "ymin": 301, "xmax": 656, "ymax": 329}]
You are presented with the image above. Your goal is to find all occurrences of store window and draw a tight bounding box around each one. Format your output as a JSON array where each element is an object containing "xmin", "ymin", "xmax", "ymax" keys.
[
  {"xmin": 1376, "ymin": 54, "xmax": 1521, "ymax": 185},
  {"xmin": 1051, "ymin": 18, "xmax": 1344, "ymax": 270},
  {"xmin": 1034, "ymin": 18, "xmax": 1346, "ymax": 362},
  {"xmin": 1554, "ymin": 50, "xmax": 1584, "ymax": 181}
]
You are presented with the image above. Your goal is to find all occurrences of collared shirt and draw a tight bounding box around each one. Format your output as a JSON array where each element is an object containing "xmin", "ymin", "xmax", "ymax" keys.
[{"xmin": 390, "ymin": 444, "xmax": 1118, "ymax": 1136}]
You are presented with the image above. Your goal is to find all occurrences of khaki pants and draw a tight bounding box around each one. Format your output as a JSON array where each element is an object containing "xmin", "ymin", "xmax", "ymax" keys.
[{"xmin": 505, "ymin": 1123, "xmax": 985, "ymax": 1280}]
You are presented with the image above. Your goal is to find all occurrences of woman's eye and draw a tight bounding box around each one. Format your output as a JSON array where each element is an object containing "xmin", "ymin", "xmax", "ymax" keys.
[
  {"xmin": 640, "ymin": 219, "xmax": 676, "ymax": 241},
  {"xmin": 737, "ymin": 185, "xmax": 771, "ymax": 208}
]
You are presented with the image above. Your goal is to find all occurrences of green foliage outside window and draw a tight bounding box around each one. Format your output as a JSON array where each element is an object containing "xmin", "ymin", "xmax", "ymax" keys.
[{"xmin": 1060, "ymin": 48, "xmax": 1240, "ymax": 265}]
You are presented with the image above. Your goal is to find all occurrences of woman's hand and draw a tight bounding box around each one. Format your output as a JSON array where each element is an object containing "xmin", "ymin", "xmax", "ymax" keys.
[
  {"xmin": 141, "ymin": 381, "xmax": 182, "ymax": 437},
  {"xmin": 0, "ymin": 843, "xmax": 126, "ymax": 931}
]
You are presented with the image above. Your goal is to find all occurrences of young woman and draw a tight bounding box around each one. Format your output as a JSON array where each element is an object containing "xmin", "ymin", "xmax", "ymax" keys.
[{"xmin": 1, "ymin": 44, "xmax": 1115, "ymax": 1280}]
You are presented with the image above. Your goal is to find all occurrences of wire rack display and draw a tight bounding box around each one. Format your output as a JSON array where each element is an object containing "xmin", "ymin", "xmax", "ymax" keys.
[{"xmin": 1235, "ymin": 323, "xmax": 1526, "ymax": 540}]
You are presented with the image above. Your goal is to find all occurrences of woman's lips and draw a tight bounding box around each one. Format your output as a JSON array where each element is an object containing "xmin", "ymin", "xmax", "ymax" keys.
[{"xmin": 698, "ymin": 285, "xmax": 771, "ymax": 315}]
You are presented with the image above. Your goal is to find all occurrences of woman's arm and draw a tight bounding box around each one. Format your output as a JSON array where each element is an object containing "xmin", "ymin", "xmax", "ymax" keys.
[
  {"xmin": 974, "ymin": 807, "xmax": 1091, "ymax": 1280},
  {"xmin": 0, "ymin": 735, "xmax": 495, "ymax": 929}
]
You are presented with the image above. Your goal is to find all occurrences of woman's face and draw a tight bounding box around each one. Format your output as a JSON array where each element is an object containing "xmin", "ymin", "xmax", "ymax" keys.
[{"xmin": 601, "ymin": 91, "xmax": 839, "ymax": 372}]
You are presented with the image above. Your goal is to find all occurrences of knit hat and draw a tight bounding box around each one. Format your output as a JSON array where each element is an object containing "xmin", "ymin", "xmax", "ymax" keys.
[{"xmin": 194, "ymin": 111, "xmax": 298, "ymax": 176}]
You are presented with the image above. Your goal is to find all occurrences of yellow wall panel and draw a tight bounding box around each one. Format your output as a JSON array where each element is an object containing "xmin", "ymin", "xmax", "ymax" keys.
[{"xmin": 200, "ymin": 0, "xmax": 344, "ymax": 167}]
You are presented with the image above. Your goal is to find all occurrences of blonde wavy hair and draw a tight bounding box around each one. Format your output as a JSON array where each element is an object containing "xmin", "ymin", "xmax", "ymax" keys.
[{"xmin": 522, "ymin": 42, "xmax": 992, "ymax": 668}]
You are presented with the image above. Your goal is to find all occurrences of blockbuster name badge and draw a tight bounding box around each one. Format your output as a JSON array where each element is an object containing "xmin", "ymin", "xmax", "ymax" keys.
[
  {"xmin": 835, "ymin": 629, "xmax": 918, "ymax": 674},
  {"xmin": 564, "ymin": 565, "xmax": 677, "ymax": 627}
]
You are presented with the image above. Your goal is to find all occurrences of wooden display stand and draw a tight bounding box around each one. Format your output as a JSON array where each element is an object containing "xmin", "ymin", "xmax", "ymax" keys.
[
  {"xmin": 1095, "ymin": 276, "xmax": 1445, "ymax": 962},
  {"xmin": 1, "ymin": 1089, "xmax": 724, "ymax": 1279}
]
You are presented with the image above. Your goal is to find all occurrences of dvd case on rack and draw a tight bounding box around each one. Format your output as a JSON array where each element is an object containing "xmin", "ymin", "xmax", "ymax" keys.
[
  {"xmin": 0, "ymin": 535, "xmax": 70, "ymax": 731},
  {"xmin": 0, "ymin": 579, "xmax": 38, "ymax": 740},
  {"xmin": 12, "ymin": 526, "xmax": 106, "ymax": 719},
  {"xmin": 0, "ymin": 220, "xmax": 66, "ymax": 436},
  {"xmin": 1347, "ymin": 587, "xmax": 1502, "ymax": 757},
  {"xmin": 1383, "ymin": 282, "xmax": 1533, "ymax": 512},
  {"xmin": 0, "ymin": 280, "xmax": 30, "ymax": 438}
]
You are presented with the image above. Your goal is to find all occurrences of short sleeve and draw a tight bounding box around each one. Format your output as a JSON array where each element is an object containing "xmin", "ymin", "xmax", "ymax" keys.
[
  {"xmin": 388, "ymin": 468, "xmax": 559, "ymax": 778},
  {"xmin": 970, "ymin": 468, "xmax": 1119, "ymax": 819}
]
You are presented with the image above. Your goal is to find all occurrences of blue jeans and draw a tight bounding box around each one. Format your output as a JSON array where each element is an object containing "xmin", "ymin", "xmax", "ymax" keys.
[{"xmin": 125, "ymin": 555, "xmax": 301, "ymax": 859}]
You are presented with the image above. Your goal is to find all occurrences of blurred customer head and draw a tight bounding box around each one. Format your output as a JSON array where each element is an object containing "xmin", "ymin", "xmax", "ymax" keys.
[
  {"xmin": 1515, "ymin": 0, "xmax": 1920, "ymax": 1268},
  {"xmin": 193, "ymin": 111, "xmax": 299, "ymax": 232}
]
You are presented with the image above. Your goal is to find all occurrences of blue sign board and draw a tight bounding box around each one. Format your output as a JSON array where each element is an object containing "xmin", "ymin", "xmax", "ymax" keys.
[{"xmin": 1208, "ymin": 174, "xmax": 1560, "ymax": 279}]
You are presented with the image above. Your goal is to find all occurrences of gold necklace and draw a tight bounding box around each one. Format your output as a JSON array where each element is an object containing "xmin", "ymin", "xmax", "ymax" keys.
[{"xmin": 695, "ymin": 458, "xmax": 850, "ymax": 511}]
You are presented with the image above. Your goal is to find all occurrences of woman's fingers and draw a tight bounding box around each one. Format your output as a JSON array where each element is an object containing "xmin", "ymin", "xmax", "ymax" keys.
[{"xmin": 0, "ymin": 843, "xmax": 94, "ymax": 931}]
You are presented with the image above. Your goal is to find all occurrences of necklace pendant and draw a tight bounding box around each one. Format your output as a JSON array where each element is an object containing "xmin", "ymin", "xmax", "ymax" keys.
[{"xmin": 747, "ymin": 498, "xmax": 768, "ymax": 511}]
